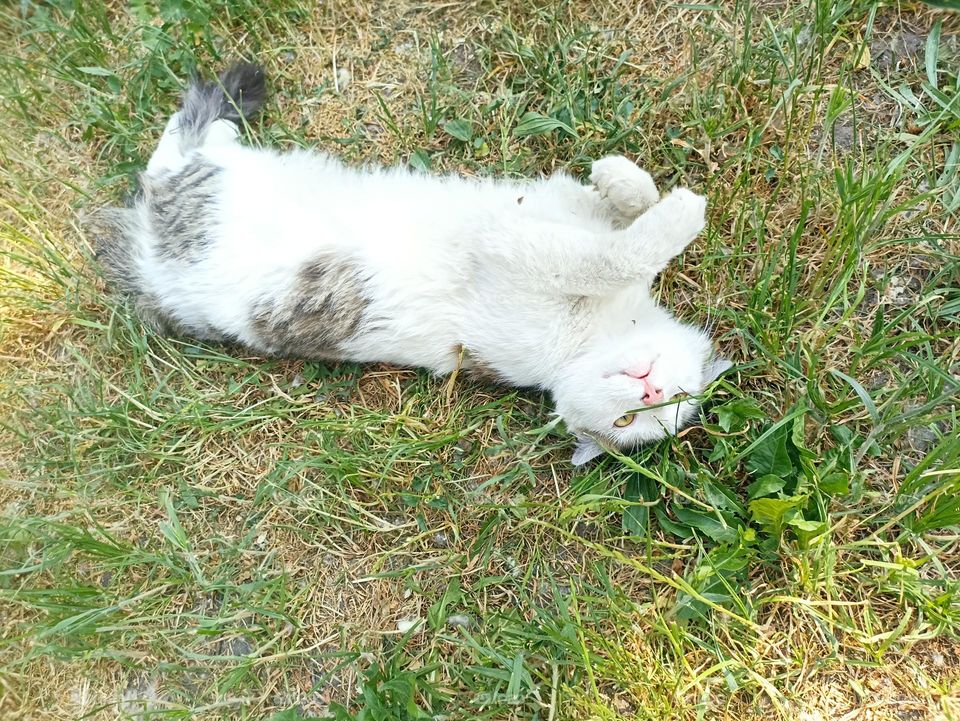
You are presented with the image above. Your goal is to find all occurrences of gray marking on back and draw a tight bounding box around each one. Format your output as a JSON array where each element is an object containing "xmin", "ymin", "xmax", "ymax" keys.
[
  {"xmin": 143, "ymin": 158, "xmax": 223, "ymax": 263},
  {"xmin": 250, "ymin": 255, "xmax": 372, "ymax": 359}
]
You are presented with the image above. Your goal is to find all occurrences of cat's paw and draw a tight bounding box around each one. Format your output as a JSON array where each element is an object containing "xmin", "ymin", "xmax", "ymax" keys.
[
  {"xmin": 649, "ymin": 188, "xmax": 707, "ymax": 253},
  {"xmin": 590, "ymin": 156, "xmax": 660, "ymax": 219}
]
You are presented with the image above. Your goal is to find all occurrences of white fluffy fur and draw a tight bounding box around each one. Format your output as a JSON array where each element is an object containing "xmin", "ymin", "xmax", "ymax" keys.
[{"xmin": 122, "ymin": 103, "xmax": 729, "ymax": 465}]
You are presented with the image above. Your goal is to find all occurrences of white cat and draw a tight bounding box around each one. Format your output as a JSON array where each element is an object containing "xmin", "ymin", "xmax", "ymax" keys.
[{"xmin": 90, "ymin": 63, "xmax": 730, "ymax": 465}]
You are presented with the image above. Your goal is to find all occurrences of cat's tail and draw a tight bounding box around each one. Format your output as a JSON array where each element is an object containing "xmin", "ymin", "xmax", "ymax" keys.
[
  {"xmin": 147, "ymin": 62, "xmax": 266, "ymax": 174},
  {"xmin": 179, "ymin": 62, "xmax": 266, "ymax": 145}
]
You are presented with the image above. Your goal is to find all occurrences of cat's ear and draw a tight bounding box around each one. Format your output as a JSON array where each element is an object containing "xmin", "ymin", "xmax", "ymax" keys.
[
  {"xmin": 705, "ymin": 356, "xmax": 733, "ymax": 383},
  {"xmin": 571, "ymin": 435, "xmax": 605, "ymax": 466}
]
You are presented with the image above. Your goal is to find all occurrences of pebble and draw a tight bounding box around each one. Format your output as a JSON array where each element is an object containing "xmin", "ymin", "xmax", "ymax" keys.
[
  {"xmin": 336, "ymin": 67, "xmax": 351, "ymax": 92},
  {"xmin": 396, "ymin": 618, "xmax": 420, "ymax": 634}
]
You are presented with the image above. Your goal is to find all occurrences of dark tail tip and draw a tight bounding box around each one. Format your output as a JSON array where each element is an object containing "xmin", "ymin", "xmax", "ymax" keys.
[
  {"xmin": 217, "ymin": 62, "xmax": 267, "ymax": 123},
  {"xmin": 178, "ymin": 62, "xmax": 267, "ymax": 148}
]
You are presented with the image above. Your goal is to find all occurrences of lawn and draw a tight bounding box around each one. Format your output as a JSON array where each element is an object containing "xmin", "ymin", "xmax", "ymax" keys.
[{"xmin": 1, "ymin": 0, "xmax": 959, "ymax": 719}]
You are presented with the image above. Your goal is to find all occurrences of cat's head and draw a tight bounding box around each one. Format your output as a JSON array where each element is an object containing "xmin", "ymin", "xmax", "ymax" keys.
[{"xmin": 552, "ymin": 313, "xmax": 730, "ymax": 465}]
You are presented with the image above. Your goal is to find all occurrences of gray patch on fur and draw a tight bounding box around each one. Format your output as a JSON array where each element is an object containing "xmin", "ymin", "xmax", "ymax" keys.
[
  {"xmin": 143, "ymin": 158, "xmax": 223, "ymax": 263},
  {"xmin": 250, "ymin": 255, "xmax": 371, "ymax": 358},
  {"xmin": 85, "ymin": 207, "xmax": 141, "ymax": 296},
  {"xmin": 86, "ymin": 207, "xmax": 174, "ymax": 332}
]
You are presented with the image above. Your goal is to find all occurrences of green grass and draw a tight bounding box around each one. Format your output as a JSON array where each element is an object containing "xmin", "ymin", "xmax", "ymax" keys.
[{"xmin": 1, "ymin": 1, "xmax": 959, "ymax": 719}]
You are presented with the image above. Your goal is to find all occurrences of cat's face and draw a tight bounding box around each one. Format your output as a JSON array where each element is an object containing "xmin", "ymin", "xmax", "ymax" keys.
[{"xmin": 553, "ymin": 318, "xmax": 729, "ymax": 465}]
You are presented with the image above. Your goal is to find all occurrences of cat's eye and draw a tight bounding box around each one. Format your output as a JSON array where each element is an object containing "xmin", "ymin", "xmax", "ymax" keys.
[{"xmin": 613, "ymin": 413, "xmax": 636, "ymax": 428}]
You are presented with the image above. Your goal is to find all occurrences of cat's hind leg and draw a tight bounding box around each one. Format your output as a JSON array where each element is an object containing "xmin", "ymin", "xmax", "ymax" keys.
[{"xmin": 589, "ymin": 156, "xmax": 659, "ymax": 223}]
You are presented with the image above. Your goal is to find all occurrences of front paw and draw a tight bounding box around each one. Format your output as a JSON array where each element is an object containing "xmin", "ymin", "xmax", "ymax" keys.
[
  {"xmin": 590, "ymin": 155, "xmax": 660, "ymax": 218},
  {"xmin": 649, "ymin": 188, "xmax": 707, "ymax": 253}
]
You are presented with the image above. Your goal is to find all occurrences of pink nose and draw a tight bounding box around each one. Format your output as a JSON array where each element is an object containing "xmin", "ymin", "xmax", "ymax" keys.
[
  {"xmin": 641, "ymin": 378, "xmax": 664, "ymax": 405},
  {"xmin": 624, "ymin": 361, "xmax": 653, "ymax": 380}
]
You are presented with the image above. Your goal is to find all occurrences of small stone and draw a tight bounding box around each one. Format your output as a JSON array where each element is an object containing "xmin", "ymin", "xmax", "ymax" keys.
[
  {"xmin": 907, "ymin": 426, "xmax": 938, "ymax": 453},
  {"xmin": 446, "ymin": 614, "xmax": 474, "ymax": 629},
  {"xmin": 396, "ymin": 618, "xmax": 420, "ymax": 634},
  {"xmin": 573, "ymin": 521, "xmax": 598, "ymax": 540},
  {"xmin": 291, "ymin": 373, "xmax": 304, "ymax": 389},
  {"xmin": 336, "ymin": 67, "xmax": 351, "ymax": 92},
  {"xmin": 430, "ymin": 532, "xmax": 449, "ymax": 548},
  {"xmin": 832, "ymin": 120, "xmax": 856, "ymax": 151},
  {"xmin": 219, "ymin": 635, "xmax": 253, "ymax": 657},
  {"xmin": 864, "ymin": 370, "xmax": 890, "ymax": 391}
]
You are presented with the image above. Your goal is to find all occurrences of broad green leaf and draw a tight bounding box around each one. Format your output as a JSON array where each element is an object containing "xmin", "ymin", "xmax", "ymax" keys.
[
  {"xmin": 746, "ymin": 423, "xmax": 793, "ymax": 478},
  {"xmin": 443, "ymin": 118, "xmax": 473, "ymax": 142},
  {"xmin": 714, "ymin": 398, "xmax": 765, "ymax": 432},
  {"xmin": 655, "ymin": 506, "xmax": 695, "ymax": 539},
  {"xmin": 819, "ymin": 471, "xmax": 850, "ymax": 496},
  {"xmin": 926, "ymin": 20, "xmax": 942, "ymax": 89},
  {"xmin": 673, "ymin": 508, "xmax": 739, "ymax": 543},
  {"xmin": 787, "ymin": 515, "xmax": 828, "ymax": 547},
  {"xmin": 787, "ymin": 516, "xmax": 824, "ymax": 533},
  {"xmin": 702, "ymin": 478, "xmax": 746, "ymax": 515},
  {"xmin": 513, "ymin": 111, "xmax": 578, "ymax": 139},
  {"xmin": 409, "ymin": 149, "xmax": 431, "ymax": 172},
  {"xmin": 747, "ymin": 474, "xmax": 786, "ymax": 499},
  {"xmin": 749, "ymin": 496, "xmax": 806, "ymax": 536},
  {"xmin": 622, "ymin": 474, "xmax": 656, "ymax": 535}
]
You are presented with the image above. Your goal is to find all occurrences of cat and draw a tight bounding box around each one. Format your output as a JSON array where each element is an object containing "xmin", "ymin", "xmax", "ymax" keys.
[{"xmin": 89, "ymin": 62, "xmax": 731, "ymax": 466}]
